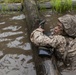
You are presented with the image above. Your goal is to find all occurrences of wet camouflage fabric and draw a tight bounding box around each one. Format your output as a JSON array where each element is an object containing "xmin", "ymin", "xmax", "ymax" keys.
[
  {"xmin": 58, "ymin": 14, "xmax": 76, "ymax": 37},
  {"xmin": 64, "ymin": 37, "xmax": 76, "ymax": 67},
  {"xmin": 30, "ymin": 28, "xmax": 66, "ymax": 55},
  {"xmin": 67, "ymin": 38, "xmax": 76, "ymax": 57}
]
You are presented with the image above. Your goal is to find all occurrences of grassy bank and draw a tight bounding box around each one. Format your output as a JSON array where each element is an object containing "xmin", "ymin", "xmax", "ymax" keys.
[
  {"xmin": 38, "ymin": 0, "xmax": 72, "ymax": 13},
  {"xmin": 51, "ymin": 0, "xmax": 72, "ymax": 12}
]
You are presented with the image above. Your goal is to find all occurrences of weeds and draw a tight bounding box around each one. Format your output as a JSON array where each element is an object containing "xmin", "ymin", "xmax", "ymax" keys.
[
  {"xmin": 38, "ymin": 0, "xmax": 73, "ymax": 13},
  {"xmin": 51, "ymin": 0, "xmax": 72, "ymax": 13}
]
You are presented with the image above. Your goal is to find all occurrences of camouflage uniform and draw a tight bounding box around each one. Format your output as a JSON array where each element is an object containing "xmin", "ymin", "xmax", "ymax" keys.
[
  {"xmin": 58, "ymin": 14, "xmax": 76, "ymax": 37},
  {"xmin": 67, "ymin": 38, "xmax": 76, "ymax": 57},
  {"xmin": 30, "ymin": 28, "xmax": 66, "ymax": 55},
  {"xmin": 58, "ymin": 14, "xmax": 76, "ymax": 59}
]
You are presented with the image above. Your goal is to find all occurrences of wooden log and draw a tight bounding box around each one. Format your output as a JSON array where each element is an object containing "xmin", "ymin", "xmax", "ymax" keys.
[
  {"xmin": 0, "ymin": 3, "xmax": 22, "ymax": 11},
  {"xmin": 24, "ymin": 0, "xmax": 60, "ymax": 75}
]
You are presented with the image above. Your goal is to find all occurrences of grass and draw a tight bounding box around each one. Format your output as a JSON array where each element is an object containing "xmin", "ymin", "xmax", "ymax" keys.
[
  {"xmin": 38, "ymin": 0, "xmax": 73, "ymax": 13},
  {"xmin": 51, "ymin": 0, "xmax": 72, "ymax": 13}
]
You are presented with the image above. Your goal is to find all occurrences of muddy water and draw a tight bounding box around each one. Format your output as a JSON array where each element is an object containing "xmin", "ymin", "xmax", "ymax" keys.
[
  {"xmin": 0, "ymin": 12, "xmax": 36, "ymax": 75},
  {"xmin": 40, "ymin": 10, "xmax": 76, "ymax": 75}
]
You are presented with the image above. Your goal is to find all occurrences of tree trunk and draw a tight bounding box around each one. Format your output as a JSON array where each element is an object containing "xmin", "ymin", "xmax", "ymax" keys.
[
  {"xmin": 24, "ymin": 0, "xmax": 60, "ymax": 75},
  {"xmin": 24, "ymin": 0, "xmax": 40, "ymax": 33}
]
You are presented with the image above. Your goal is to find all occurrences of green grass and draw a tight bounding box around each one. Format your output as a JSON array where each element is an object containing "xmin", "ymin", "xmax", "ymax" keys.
[{"xmin": 51, "ymin": 0, "xmax": 72, "ymax": 13}]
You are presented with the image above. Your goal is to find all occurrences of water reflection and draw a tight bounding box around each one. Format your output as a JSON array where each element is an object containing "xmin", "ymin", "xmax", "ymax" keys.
[
  {"xmin": 0, "ymin": 31, "xmax": 23, "ymax": 38},
  {"xmin": 0, "ymin": 54, "xmax": 36, "ymax": 75},
  {"xmin": 7, "ymin": 42, "xmax": 31, "ymax": 50},
  {"xmin": 11, "ymin": 14, "xmax": 26, "ymax": 20},
  {"xmin": 0, "ymin": 13, "xmax": 36, "ymax": 75},
  {"xmin": 3, "ymin": 26, "xmax": 21, "ymax": 31},
  {"xmin": 18, "ymin": 43, "xmax": 31, "ymax": 50},
  {"xmin": 0, "ymin": 22, "xmax": 5, "ymax": 25},
  {"xmin": 0, "ymin": 38, "xmax": 11, "ymax": 42},
  {"xmin": 62, "ymin": 70, "xmax": 76, "ymax": 75}
]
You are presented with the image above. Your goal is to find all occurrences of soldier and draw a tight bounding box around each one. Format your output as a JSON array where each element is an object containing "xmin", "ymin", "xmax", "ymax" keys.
[
  {"xmin": 30, "ymin": 23, "xmax": 66, "ymax": 58},
  {"xmin": 58, "ymin": 14, "xmax": 76, "ymax": 59},
  {"xmin": 58, "ymin": 14, "xmax": 76, "ymax": 38},
  {"xmin": 30, "ymin": 14, "xmax": 76, "ymax": 69},
  {"xmin": 30, "ymin": 14, "xmax": 76, "ymax": 61}
]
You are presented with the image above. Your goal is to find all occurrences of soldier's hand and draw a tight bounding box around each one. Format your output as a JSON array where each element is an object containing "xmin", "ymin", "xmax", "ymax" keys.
[{"xmin": 36, "ymin": 26, "xmax": 44, "ymax": 32}]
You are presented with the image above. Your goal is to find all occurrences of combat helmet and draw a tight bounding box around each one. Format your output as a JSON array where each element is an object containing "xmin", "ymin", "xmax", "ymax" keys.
[{"xmin": 58, "ymin": 14, "xmax": 76, "ymax": 37}]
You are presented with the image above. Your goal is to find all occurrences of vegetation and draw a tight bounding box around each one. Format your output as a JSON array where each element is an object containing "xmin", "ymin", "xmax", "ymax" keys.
[
  {"xmin": 0, "ymin": 0, "xmax": 74, "ymax": 13},
  {"xmin": 51, "ymin": 0, "xmax": 72, "ymax": 12},
  {"xmin": 38, "ymin": 0, "xmax": 73, "ymax": 13}
]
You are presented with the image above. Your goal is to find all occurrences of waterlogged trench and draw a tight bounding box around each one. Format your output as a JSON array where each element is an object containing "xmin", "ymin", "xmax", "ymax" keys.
[
  {"xmin": 0, "ymin": 10, "xmax": 76, "ymax": 75},
  {"xmin": 0, "ymin": 12, "xmax": 36, "ymax": 75}
]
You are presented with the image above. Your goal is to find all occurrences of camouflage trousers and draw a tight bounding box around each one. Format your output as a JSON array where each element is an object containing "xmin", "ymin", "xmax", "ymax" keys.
[
  {"xmin": 30, "ymin": 28, "xmax": 66, "ymax": 55},
  {"xmin": 67, "ymin": 38, "xmax": 76, "ymax": 57}
]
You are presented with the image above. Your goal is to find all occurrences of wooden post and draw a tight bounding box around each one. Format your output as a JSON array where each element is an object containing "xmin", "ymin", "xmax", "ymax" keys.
[{"xmin": 24, "ymin": 0, "xmax": 60, "ymax": 75}]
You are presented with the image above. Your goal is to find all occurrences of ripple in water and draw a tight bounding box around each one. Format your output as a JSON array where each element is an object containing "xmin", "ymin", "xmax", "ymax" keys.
[
  {"xmin": 0, "ymin": 54, "xmax": 36, "ymax": 75},
  {"xmin": 0, "ymin": 22, "xmax": 5, "ymax": 25},
  {"xmin": 11, "ymin": 14, "xmax": 26, "ymax": 20},
  {"xmin": 7, "ymin": 41, "xmax": 32, "ymax": 50},
  {"xmin": 3, "ymin": 26, "xmax": 21, "ymax": 31},
  {"xmin": 0, "ymin": 31, "xmax": 23, "ymax": 38}
]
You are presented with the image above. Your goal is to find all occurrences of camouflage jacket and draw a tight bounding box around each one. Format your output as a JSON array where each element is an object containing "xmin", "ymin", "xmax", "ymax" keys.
[{"xmin": 30, "ymin": 28, "xmax": 66, "ymax": 54}]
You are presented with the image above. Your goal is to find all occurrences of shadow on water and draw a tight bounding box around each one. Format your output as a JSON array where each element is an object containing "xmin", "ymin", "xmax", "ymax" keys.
[{"xmin": 0, "ymin": 12, "xmax": 36, "ymax": 75}]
